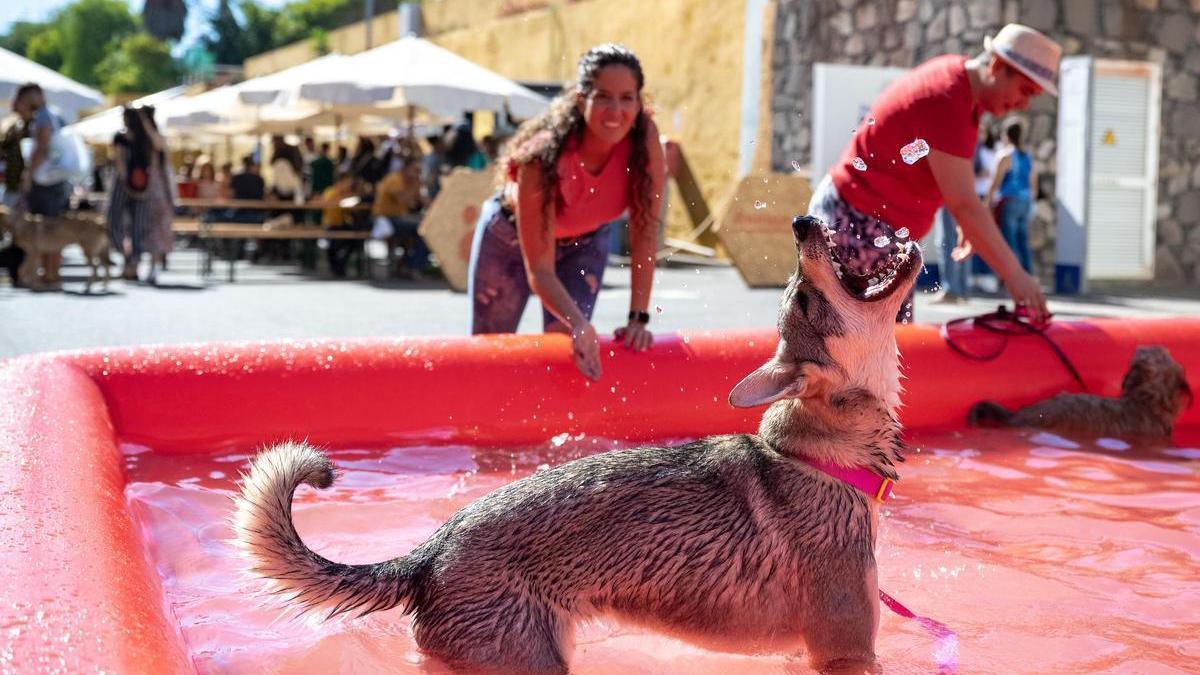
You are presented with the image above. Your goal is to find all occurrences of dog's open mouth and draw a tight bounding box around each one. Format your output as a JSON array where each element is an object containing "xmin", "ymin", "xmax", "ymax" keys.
[{"xmin": 817, "ymin": 221, "xmax": 920, "ymax": 302}]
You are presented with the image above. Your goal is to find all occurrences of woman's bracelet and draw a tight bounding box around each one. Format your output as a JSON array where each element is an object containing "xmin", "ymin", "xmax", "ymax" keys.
[{"xmin": 628, "ymin": 310, "xmax": 651, "ymax": 325}]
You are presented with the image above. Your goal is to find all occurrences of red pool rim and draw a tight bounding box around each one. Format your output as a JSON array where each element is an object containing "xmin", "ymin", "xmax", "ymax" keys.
[{"xmin": 2, "ymin": 318, "xmax": 1198, "ymax": 672}]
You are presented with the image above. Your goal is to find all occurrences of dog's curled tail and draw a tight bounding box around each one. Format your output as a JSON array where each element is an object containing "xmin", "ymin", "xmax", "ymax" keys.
[
  {"xmin": 233, "ymin": 441, "xmax": 414, "ymax": 620},
  {"xmin": 967, "ymin": 401, "xmax": 1014, "ymax": 428}
]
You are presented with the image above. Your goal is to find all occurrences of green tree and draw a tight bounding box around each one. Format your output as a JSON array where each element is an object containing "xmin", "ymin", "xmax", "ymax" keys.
[
  {"xmin": 0, "ymin": 21, "xmax": 54, "ymax": 58},
  {"xmin": 25, "ymin": 28, "xmax": 65, "ymax": 72},
  {"xmin": 95, "ymin": 32, "xmax": 181, "ymax": 95},
  {"xmin": 59, "ymin": 0, "xmax": 139, "ymax": 85}
]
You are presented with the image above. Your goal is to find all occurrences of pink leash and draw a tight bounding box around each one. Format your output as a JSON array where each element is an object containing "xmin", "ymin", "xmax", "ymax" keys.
[
  {"xmin": 879, "ymin": 590, "xmax": 959, "ymax": 673},
  {"xmin": 802, "ymin": 457, "xmax": 959, "ymax": 672}
]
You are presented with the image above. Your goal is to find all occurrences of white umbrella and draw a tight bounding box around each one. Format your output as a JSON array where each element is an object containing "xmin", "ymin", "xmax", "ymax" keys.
[
  {"xmin": 236, "ymin": 53, "xmax": 386, "ymax": 106},
  {"xmin": 65, "ymin": 85, "xmax": 189, "ymax": 143},
  {"xmin": 0, "ymin": 47, "xmax": 104, "ymax": 121},
  {"xmin": 297, "ymin": 36, "xmax": 548, "ymax": 119}
]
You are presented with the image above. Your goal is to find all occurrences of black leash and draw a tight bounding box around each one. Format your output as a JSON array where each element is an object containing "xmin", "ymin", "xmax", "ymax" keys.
[{"xmin": 939, "ymin": 305, "xmax": 1089, "ymax": 393}]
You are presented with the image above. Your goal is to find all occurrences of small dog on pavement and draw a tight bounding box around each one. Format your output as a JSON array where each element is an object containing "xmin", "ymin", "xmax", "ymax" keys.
[
  {"xmin": 0, "ymin": 206, "xmax": 111, "ymax": 292},
  {"xmin": 969, "ymin": 345, "xmax": 1191, "ymax": 441},
  {"xmin": 234, "ymin": 215, "xmax": 922, "ymax": 673}
]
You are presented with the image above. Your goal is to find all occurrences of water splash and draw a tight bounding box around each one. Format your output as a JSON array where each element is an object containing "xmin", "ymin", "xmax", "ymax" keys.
[
  {"xmin": 900, "ymin": 138, "xmax": 930, "ymax": 165},
  {"xmin": 790, "ymin": 160, "xmax": 802, "ymax": 172},
  {"xmin": 753, "ymin": 200, "xmax": 767, "ymax": 210},
  {"xmin": 896, "ymin": 227, "xmax": 910, "ymax": 238},
  {"xmin": 852, "ymin": 157, "xmax": 868, "ymax": 171},
  {"xmin": 874, "ymin": 235, "xmax": 891, "ymax": 247}
]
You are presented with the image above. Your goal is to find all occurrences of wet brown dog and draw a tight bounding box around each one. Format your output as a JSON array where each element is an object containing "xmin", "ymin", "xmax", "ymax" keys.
[
  {"xmin": 233, "ymin": 215, "xmax": 923, "ymax": 673},
  {"xmin": 0, "ymin": 206, "xmax": 111, "ymax": 292},
  {"xmin": 969, "ymin": 345, "xmax": 1191, "ymax": 441}
]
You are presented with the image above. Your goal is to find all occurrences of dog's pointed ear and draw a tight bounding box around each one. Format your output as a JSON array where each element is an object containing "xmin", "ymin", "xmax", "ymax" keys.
[{"xmin": 729, "ymin": 360, "xmax": 806, "ymax": 408}]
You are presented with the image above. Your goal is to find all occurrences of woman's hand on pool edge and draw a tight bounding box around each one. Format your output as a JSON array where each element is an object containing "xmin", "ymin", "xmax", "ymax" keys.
[
  {"xmin": 571, "ymin": 322, "xmax": 603, "ymax": 381},
  {"xmin": 614, "ymin": 323, "xmax": 653, "ymax": 352}
]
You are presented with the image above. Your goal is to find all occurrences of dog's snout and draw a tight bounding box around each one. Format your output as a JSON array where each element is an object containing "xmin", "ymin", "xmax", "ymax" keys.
[{"xmin": 792, "ymin": 215, "xmax": 819, "ymax": 241}]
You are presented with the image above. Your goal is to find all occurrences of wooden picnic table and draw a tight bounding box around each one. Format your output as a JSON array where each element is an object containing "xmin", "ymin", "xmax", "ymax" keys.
[
  {"xmin": 172, "ymin": 218, "xmax": 372, "ymax": 282},
  {"xmin": 176, "ymin": 197, "xmax": 374, "ymax": 211}
]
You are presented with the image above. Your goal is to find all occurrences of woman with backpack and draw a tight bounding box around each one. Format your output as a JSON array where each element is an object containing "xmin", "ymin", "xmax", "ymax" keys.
[{"xmin": 107, "ymin": 106, "xmax": 173, "ymax": 283}]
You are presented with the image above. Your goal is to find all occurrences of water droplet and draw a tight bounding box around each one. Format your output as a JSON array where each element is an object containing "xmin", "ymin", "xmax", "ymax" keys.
[
  {"xmin": 655, "ymin": 305, "xmax": 663, "ymax": 314},
  {"xmin": 896, "ymin": 227, "xmax": 910, "ymax": 238},
  {"xmin": 790, "ymin": 160, "xmax": 802, "ymax": 172},
  {"xmin": 852, "ymin": 157, "xmax": 867, "ymax": 171},
  {"xmin": 900, "ymin": 138, "xmax": 930, "ymax": 165},
  {"xmin": 754, "ymin": 200, "xmax": 767, "ymax": 210},
  {"xmin": 874, "ymin": 235, "xmax": 891, "ymax": 247},
  {"xmin": 850, "ymin": 127, "xmax": 857, "ymax": 134},
  {"xmin": 867, "ymin": 116, "xmax": 876, "ymax": 125}
]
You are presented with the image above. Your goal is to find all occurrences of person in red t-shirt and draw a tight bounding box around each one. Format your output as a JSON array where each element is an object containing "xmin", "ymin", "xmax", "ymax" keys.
[{"xmin": 809, "ymin": 24, "xmax": 1061, "ymax": 323}]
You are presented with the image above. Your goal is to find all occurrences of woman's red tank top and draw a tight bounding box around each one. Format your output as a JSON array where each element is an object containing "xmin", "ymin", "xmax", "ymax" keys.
[{"xmin": 507, "ymin": 134, "xmax": 633, "ymax": 239}]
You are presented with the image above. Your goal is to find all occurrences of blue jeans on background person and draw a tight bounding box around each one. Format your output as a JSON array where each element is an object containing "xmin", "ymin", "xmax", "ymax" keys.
[
  {"xmin": 937, "ymin": 209, "xmax": 968, "ymax": 297},
  {"xmin": 387, "ymin": 215, "xmax": 431, "ymax": 271},
  {"xmin": 468, "ymin": 195, "xmax": 611, "ymax": 334},
  {"xmin": 998, "ymin": 195, "xmax": 1033, "ymax": 274}
]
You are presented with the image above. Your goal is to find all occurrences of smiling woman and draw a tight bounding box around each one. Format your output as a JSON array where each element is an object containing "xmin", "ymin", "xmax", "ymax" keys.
[{"xmin": 467, "ymin": 43, "xmax": 667, "ymax": 381}]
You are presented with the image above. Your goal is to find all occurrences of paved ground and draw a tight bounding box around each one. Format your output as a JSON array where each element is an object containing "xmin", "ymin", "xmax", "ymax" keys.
[{"xmin": 3, "ymin": 246, "xmax": 1197, "ymax": 359}]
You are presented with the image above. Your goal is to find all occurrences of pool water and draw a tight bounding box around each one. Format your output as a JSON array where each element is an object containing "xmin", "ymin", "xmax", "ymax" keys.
[{"xmin": 124, "ymin": 430, "xmax": 1200, "ymax": 674}]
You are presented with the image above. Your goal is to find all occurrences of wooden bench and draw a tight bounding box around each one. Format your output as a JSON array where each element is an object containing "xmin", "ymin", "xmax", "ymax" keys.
[{"xmin": 172, "ymin": 219, "xmax": 371, "ymax": 281}]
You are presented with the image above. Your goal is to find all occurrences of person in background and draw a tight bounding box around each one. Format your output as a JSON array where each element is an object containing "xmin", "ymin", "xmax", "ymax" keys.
[
  {"xmin": 372, "ymin": 159, "xmax": 430, "ymax": 278},
  {"xmin": 968, "ymin": 124, "xmax": 1002, "ymax": 293},
  {"xmin": 445, "ymin": 123, "xmax": 487, "ymax": 170},
  {"xmin": 229, "ymin": 155, "xmax": 265, "ymax": 223},
  {"xmin": 107, "ymin": 106, "xmax": 156, "ymax": 281},
  {"xmin": 420, "ymin": 133, "xmax": 446, "ymax": 201},
  {"xmin": 321, "ymin": 171, "xmax": 358, "ymax": 278},
  {"xmin": 176, "ymin": 161, "xmax": 198, "ymax": 199},
  {"xmin": 335, "ymin": 145, "xmax": 350, "ymax": 175},
  {"xmin": 14, "ymin": 83, "xmax": 70, "ymax": 285},
  {"xmin": 308, "ymin": 142, "xmax": 335, "ymax": 201},
  {"xmin": 137, "ymin": 106, "xmax": 175, "ymax": 285},
  {"xmin": 218, "ymin": 161, "xmax": 234, "ymax": 198},
  {"xmin": 807, "ymin": 24, "xmax": 1059, "ymax": 323},
  {"xmin": 468, "ymin": 43, "xmax": 666, "ymax": 380},
  {"xmin": 195, "ymin": 160, "xmax": 221, "ymax": 199},
  {"xmin": 0, "ymin": 114, "xmax": 27, "ymax": 285},
  {"xmin": 986, "ymin": 118, "xmax": 1036, "ymax": 275},
  {"xmin": 936, "ymin": 123, "xmax": 997, "ymax": 303},
  {"xmin": 480, "ymin": 134, "xmax": 501, "ymax": 165}
]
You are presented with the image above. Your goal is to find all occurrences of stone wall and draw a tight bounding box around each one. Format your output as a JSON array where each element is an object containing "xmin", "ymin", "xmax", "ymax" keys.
[{"xmin": 770, "ymin": 0, "xmax": 1200, "ymax": 285}]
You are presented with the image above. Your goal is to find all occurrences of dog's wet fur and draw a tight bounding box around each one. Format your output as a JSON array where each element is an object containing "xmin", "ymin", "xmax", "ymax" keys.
[
  {"xmin": 969, "ymin": 345, "xmax": 1191, "ymax": 442},
  {"xmin": 234, "ymin": 216, "xmax": 922, "ymax": 673}
]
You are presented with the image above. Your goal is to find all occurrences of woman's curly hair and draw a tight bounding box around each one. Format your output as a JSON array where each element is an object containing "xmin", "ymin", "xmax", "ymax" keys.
[{"xmin": 498, "ymin": 43, "xmax": 653, "ymax": 226}]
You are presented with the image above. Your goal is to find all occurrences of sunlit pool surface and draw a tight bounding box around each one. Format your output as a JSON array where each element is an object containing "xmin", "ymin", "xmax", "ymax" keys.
[{"xmin": 124, "ymin": 429, "xmax": 1200, "ymax": 674}]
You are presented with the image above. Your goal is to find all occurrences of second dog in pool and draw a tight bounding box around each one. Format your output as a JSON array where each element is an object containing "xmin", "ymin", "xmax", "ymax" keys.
[{"xmin": 234, "ymin": 215, "xmax": 923, "ymax": 673}]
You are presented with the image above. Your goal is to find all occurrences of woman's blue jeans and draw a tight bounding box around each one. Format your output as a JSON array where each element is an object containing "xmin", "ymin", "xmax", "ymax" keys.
[
  {"xmin": 998, "ymin": 195, "xmax": 1033, "ymax": 274},
  {"xmin": 467, "ymin": 196, "xmax": 611, "ymax": 334}
]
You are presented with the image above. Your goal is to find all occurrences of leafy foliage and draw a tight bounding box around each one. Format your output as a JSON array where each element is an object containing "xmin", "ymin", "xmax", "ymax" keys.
[
  {"xmin": 95, "ymin": 32, "xmax": 182, "ymax": 94},
  {"xmin": 58, "ymin": 0, "xmax": 140, "ymax": 85}
]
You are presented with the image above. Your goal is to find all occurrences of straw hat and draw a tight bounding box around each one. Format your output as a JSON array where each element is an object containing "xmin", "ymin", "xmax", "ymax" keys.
[{"xmin": 984, "ymin": 24, "xmax": 1062, "ymax": 96}]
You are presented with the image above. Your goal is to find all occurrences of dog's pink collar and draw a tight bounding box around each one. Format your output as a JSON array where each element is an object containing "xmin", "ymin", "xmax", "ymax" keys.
[{"xmin": 801, "ymin": 457, "xmax": 896, "ymax": 502}]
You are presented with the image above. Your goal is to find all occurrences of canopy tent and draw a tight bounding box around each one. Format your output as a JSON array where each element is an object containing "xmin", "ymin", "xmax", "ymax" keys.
[
  {"xmin": 296, "ymin": 36, "xmax": 549, "ymax": 120},
  {"xmin": 65, "ymin": 86, "xmax": 189, "ymax": 143},
  {"xmin": 0, "ymin": 47, "xmax": 105, "ymax": 121}
]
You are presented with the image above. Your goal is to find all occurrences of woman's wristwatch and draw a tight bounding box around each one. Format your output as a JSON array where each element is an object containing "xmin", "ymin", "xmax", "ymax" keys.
[{"xmin": 628, "ymin": 310, "xmax": 651, "ymax": 325}]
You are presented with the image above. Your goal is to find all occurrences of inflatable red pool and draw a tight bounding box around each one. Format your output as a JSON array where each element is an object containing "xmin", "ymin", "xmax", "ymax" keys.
[{"xmin": 2, "ymin": 318, "xmax": 1197, "ymax": 671}]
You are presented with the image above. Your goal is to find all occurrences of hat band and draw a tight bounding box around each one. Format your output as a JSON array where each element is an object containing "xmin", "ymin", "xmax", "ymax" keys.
[{"xmin": 995, "ymin": 45, "xmax": 1056, "ymax": 82}]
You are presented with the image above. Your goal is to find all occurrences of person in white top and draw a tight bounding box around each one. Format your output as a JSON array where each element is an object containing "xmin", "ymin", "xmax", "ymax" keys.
[{"xmin": 936, "ymin": 125, "xmax": 998, "ymax": 302}]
